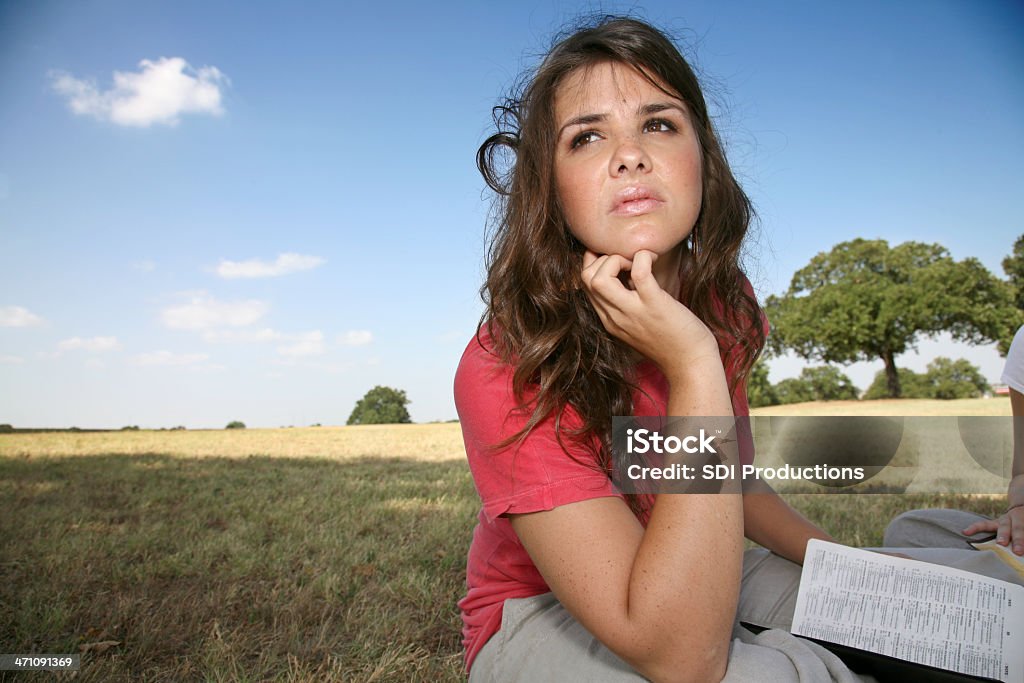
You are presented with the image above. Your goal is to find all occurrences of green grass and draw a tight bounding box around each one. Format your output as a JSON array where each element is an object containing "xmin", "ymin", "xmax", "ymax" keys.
[{"xmin": 0, "ymin": 405, "xmax": 1012, "ymax": 681}]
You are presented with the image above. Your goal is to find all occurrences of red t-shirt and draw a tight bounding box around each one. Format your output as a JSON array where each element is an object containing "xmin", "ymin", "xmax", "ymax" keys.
[{"xmin": 454, "ymin": 324, "xmax": 758, "ymax": 672}]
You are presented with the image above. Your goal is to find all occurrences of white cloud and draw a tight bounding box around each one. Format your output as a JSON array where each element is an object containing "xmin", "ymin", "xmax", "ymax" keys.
[
  {"xmin": 130, "ymin": 350, "xmax": 210, "ymax": 366},
  {"xmin": 339, "ymin": 330, "xmax": 373, "ymax": 346},
  {"xmin": 277, "ymin": 331, "xmax": 325, "ymax": 357},
  {"xmin": 57, "ymin": 336, "xmax": 121, "ymax": 352},
  {"xmin": 216, "ymin": 252, "xmax": 325, "ymax": 279},
  {"xmin": 0, "ymin": 306, "xmax": 43, "ymax": 327},
  {"xmin": 133, "ymin": 260, "xmax": 156, "ymax": 272},
  {"xmin": 50, "ymin": 57, "xmax": 228, "ymax": 128},
  {"xmin": 202, "ymin": 327, "xmax": 282, "ymax": 343},
  {"xmin": 161, "ymin": 294, "xmax": 268, "ymax": 330},
  {"xmin": 0, "ymin": 355, "xmax": 24, "ymax": 365}
]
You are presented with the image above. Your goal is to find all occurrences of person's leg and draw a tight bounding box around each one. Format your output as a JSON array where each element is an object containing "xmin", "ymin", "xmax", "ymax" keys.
[
  {"xmin": 883, "ymin": 508, "xmax": 990, "ymax": 548},
  {"xmin": 736, "ymin": 548, "xmax": 803, "ymax": 631}
]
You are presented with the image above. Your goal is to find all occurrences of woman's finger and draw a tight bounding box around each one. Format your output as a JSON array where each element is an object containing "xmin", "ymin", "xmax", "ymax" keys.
[
  {"xmin": 996, "ymin": 514, "xmax": 1012, "ymax": 546},
  {"xmin": 1010, "ymin": 509, "xmax": 1024, "ymax": 555},
  {"xmin": 589, "ymin": 254, "xmax": 633, "ymax": 302},
  {"xmin": 630, "ymin": 250, "xmax": 661, "ymax": 300},
  {"xmin": 581, "ymin": 252, "xmax": 607, "ymax": 290}
]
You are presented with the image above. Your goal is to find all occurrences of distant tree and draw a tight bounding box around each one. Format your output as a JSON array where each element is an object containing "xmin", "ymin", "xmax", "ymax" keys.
[
  {"xmin": 862, "ymin": 357, "xmax": 989, "ymax": 400},
  {"xmin": 225, "ymin": 421, "xmax": 246, "ymax": 430},
  {"xmin": 766, "ymin": 366, "xmax": 858, "ymax": 405},
  {"xmin": 766, "ymin": 239, "xmax": 1016, "ymax": 398},
  {"xmin": 0, "ymin": 424, "xmax": 13, "ymax": 433},
  {"xmin": 864, "ymin": 368, "xmax": 931, "ymax": 400},
  {"xmin": 747, "ymin": 358, "xmax": 778, "ymax": 408},
  {"xmin": 798, "ymin": 365, "xmax": 859, "ymax": 401},
  {"xmin": 121, "ymin": 425, "xmax": 140, "ymax": 431},
  {"xmin": 774, "ymin": 378, "xmax": 814, "ymax": 405},
  {"xmin": 347, "ymin": 385, "xmax": 412, "ymax": 425},
  {"xmin": 926, "ymin": 357, "xmax": 990, "ymax": 400}
]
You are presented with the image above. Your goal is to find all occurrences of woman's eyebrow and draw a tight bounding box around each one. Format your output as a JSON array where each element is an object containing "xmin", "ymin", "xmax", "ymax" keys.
[
  {"xmin": 557, "ymin": 102, "xmax": 688, "ymax": 139},
  {"xmin": 557, "ymin": 113, "xmax": 606, "ymax": 139},
  {"xmin": 639, "ymin": 102, "xmax": 687, "ymax": 117}
]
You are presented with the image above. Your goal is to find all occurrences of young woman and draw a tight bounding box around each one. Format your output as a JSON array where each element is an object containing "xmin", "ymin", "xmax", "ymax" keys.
[{"xmin": 455, "ymin": 17, "xmax": 859, "ymax": 682}]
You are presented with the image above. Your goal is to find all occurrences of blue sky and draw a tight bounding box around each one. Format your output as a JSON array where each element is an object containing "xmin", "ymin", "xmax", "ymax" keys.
[{"xmin": 1, "ymin": 0, "xmax": 1021, "ymax": 428}]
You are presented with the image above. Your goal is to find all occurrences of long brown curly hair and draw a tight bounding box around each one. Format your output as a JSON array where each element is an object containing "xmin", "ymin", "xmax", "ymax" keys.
[{"xmin": 477, "ymin": 16, "xmax": 765, "ymax": 515}]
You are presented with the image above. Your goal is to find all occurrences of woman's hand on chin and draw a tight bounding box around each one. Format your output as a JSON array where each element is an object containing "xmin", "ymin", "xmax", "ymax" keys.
[{"xmin": 581, "ymin": 248, "xmax": 719, "ymax": 379}]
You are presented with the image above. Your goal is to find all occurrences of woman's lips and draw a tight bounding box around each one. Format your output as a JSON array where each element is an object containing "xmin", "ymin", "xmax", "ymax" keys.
[
  {"xmin": 610, "ymin": 186, "xmax": 664, "ymax": 216},
  {"xmin": 612, "ymin": 197, "xmax": 664, "ymax": 215}
]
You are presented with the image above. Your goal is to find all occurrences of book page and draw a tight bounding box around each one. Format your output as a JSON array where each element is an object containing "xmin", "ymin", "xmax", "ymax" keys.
[{"xmin": 792, "ymin": 540, "xmax": 1024, "ymax": 682}]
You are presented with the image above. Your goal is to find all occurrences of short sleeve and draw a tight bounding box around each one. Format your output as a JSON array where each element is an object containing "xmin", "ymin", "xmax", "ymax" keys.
[
  {"xmin": 454, "ymin": 332, "xmax": 621, "ymax": 523},
  {"xmin": 1002, "ymin": 325, "xmax": 1024, "ymax": 394}
]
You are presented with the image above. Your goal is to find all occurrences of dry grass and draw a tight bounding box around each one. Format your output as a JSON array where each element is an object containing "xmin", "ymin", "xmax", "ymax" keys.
[
  {"xmin": 0, "ymin": 424, "xmax": 466, "ymax": 461},
  {"xmin": 751, "ymin": 396, "xmax": 1011, "ymax": 416}
]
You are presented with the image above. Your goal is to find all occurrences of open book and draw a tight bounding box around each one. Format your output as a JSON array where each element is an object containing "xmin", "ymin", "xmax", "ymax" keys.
[{"xmin": 792, "ymin": 540, "xmax": 1024, "ymax": 682}]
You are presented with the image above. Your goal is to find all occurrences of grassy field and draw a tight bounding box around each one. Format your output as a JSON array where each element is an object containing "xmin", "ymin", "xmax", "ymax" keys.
[{"xmin": 0, "ymin": 399, "xmax": 1013, "ymax": 682}]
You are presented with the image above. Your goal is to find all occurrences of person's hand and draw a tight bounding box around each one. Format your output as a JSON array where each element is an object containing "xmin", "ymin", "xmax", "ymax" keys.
[
  {"xmin": 581, "ymin": 249, "xmax": 718, "ymax": 378},
  {"xmin": 963, "ymin": 477, "xmax": 1024, "ymax": 556}
]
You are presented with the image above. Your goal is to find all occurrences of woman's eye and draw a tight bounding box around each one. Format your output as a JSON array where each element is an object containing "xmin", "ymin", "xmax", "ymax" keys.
[
  {"xmin": 643, "ymin": 119, "xmax": 676, "ymax": 134},
  {"xmin": 571, "ymin": 131, "xmax": 600, "ymax": 149}
]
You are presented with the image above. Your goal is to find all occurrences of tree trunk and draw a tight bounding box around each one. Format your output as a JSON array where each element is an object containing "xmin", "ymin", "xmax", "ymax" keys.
[{"xmin": 882, "ymin": 350, "xmax": 901, "ymax": 398}]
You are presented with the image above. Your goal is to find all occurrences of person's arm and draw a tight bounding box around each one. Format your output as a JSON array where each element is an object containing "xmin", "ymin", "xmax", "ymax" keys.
[
  {"xmin": 742, "ymin": 480, "xmax": 834, "ymax": 564},
  {"xmin": 510, "ymin": 251, "xmax": 743, "ymax": 683},
  {"xmin": 963, "ymin": 387, "xmax": 1024, "ymax": 555}
]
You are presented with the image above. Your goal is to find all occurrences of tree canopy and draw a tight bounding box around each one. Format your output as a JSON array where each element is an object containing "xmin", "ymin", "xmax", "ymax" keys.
[
  {"xmin": 347, "ymin": 385, "xmax": 412, "ymax": 425},
  {"xmin": 766, "ymin": 239, "xmax": 1016, "ymax": 398},
  {"xmin": 1004, "ymin": 234, "xmax": 1024, "ymax": 312}
]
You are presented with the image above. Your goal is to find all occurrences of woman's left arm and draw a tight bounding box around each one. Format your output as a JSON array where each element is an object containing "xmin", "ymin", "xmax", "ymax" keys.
[{"xmin": 742, "ymin": 480, "xmax": 834, "ymax": 564}]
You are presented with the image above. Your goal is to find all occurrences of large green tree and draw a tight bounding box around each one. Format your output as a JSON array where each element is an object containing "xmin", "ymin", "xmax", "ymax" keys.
[
  {"xmin": 347, "ymin": 385, "xmax": 412, "ymax": 425},
  {"xmin": 766, "ymin": 239, "xmax": 1015, "ymax": 398}
]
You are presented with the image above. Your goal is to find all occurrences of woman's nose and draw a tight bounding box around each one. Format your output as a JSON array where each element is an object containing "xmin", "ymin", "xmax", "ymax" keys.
[{"xmin": 609, "ymin": 135, "xmax": 651, "ymax": 176}]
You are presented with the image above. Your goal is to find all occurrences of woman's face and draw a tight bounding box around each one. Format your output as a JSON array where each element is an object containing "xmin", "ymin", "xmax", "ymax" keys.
[{"xmin": 553, "ymin": 61, "xmax": 703, "ymax": 266}]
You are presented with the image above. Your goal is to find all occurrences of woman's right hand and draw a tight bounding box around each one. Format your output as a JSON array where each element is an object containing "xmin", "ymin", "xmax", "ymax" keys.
[{"xmin": 581, "ymin": 248, "xmax": 719, "ymax": 379}]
